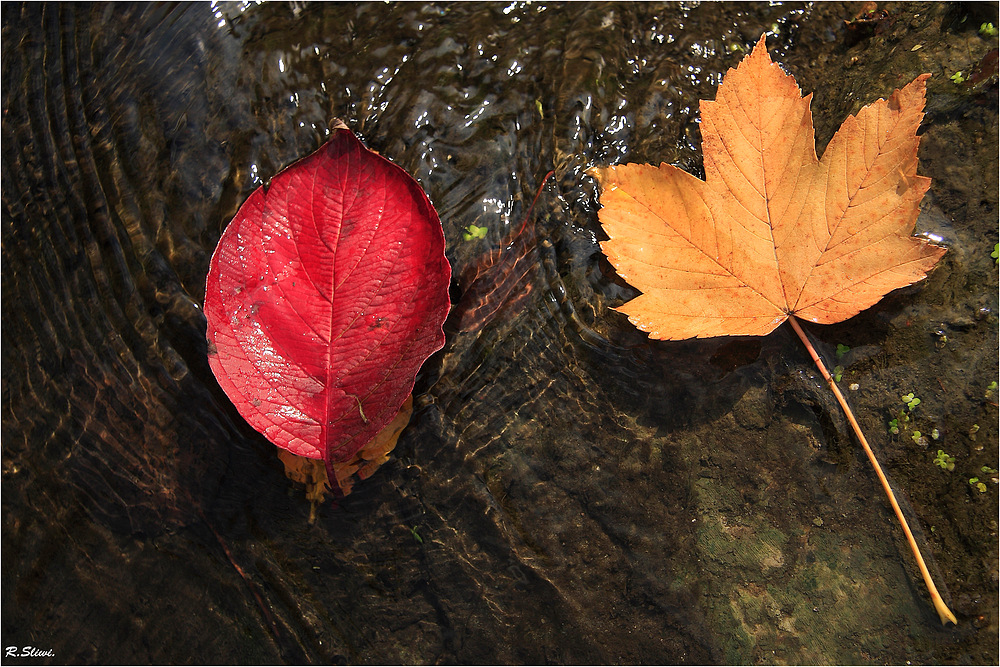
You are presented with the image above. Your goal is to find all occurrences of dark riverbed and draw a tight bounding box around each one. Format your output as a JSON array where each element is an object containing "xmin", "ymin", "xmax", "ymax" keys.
[{"xmin": 3, "ymin": 2, "xmax": 997, "ymax": 664}]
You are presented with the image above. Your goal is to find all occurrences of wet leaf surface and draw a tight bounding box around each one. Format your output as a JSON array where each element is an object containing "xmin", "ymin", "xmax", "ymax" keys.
[
  {"xmin": 591, "ymin": 37, "xmax": 944, "ymax": 339},
  {"xmin": 205, "ymin": 128, "xmax": 449, "ymax": 493}
]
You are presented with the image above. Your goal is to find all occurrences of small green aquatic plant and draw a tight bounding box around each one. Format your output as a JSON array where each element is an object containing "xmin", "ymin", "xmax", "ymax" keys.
[
  {"xmin": 891, "ymin": 393, "xmax": 920, "ymax": 430},
  {"xmin": 968, "ymin": 477, "xmax": 987, "ymax": 493},
  {"xmin": 463, "ymin": 224, "xmax": 488, "ymax": 241},
  {"xmin": 828, "ymin": 344, "xmax": 853, "ymax": 381},
  {"xmin": 933, "ymin": 450, "xmax": 955, "ymax": 471},
  {"xmin": 991, "ymin": 242, "xmax": 998, "ymax": 263},
  {"xmin": 985, "ymin": 381, "xmax": 997, "ymax": 399},
  {"xmin": 980, "ymin": 22, "xmax": 998, "ymax": 36},
  {"xmin": 950, "ymin": 71, "xmax": 966, "ymax": 84}
]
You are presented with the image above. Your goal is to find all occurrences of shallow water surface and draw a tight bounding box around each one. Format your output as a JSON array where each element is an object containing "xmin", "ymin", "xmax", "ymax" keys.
[{"xmin": 3, "ymin": 2, "xmax": 998, "ymax": 664}]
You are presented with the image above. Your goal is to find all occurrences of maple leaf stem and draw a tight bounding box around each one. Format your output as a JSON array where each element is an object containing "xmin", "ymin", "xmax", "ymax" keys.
[{"xmin": 787, "ymin": 315, "xmax": 958, "ymax": 626}]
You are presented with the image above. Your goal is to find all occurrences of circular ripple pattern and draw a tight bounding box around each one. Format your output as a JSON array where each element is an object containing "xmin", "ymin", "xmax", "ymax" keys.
[{"xmin": 3, "ymin": 3, "xmax": 997, "ymax": 664}]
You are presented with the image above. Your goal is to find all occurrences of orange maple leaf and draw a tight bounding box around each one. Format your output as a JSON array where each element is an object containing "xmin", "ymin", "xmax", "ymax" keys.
[
  {"xmin": 591, "ymin": 36, "xmax": 956, "ymax": 626},
  {"xmin": 591, "ymin": 37, "xmax": 945, "ymax": 340}
]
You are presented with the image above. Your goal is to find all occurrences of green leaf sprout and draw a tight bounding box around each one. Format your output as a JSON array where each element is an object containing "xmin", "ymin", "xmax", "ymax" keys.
[
  {"xmin": 462, "ymin": 224, "xmax": 489, "ymax": 241},
  {"xmin": 933, "ymin": 450, "xmax": 955, "ymax": 471}
]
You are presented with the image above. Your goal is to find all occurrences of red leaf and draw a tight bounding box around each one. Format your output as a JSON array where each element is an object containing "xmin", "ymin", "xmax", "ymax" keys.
[{"xmin": 205, "ymin": 127, "xmax": 451, "ymax": 491}]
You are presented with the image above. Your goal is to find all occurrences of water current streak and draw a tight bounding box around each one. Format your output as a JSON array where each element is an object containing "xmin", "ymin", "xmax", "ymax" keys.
[
  {"xmin": 448, "ymin": 171, "xmax": 555, "ymax": 333},
  {"xmin": 2, "ymin": 3, "xmax": 229, "ymax": 534}
]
